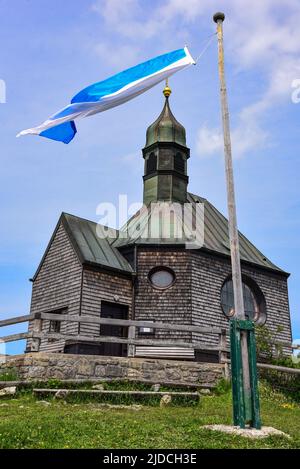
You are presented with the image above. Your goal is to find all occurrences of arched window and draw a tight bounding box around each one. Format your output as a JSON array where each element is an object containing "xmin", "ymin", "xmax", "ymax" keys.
[
  {"xmin": 220, "ymin": 276, "xmax": 266, "ymax": 324},
  {"xmin": 146, "ymin": 152, "xmax": 157, "ymax": 175},
  {"xmin": 174, "ymin": 152, "xmax": 185, "ymax": 174}
]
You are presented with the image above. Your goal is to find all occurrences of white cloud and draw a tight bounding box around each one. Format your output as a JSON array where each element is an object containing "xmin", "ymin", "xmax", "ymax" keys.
[
  {"xmin": 196, "ymin": 125, "xmax": 222, "ymax": 157},
  {"xmin": 92, "ymin": 0, "xmax": 300, "ymax": 158},
  {"xmin": 194, "ymin": 0, "xmax": 300, "ymax": 157},
  {"xmin": 92, "ymin": 0, "xmax": 165, "ymax": 40},
  {"xmin": 196, "ymin": 118, "xmax": 268, "ymax": 159},
  {"xmin": 94, "ymin": 43, "xmax": 140, "ymax": 70},
  {"xmin": 231, "ymin": 122, "xmax": 268, "ymax": 159}
]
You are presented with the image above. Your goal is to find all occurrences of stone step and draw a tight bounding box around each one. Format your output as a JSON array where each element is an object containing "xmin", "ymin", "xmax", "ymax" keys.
[{"xmin": 33, "ymin": 388, "xmax": 200, "ymax": 402}]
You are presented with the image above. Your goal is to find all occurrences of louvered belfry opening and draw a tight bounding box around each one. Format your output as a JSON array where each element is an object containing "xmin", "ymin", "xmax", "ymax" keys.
[
  {"xmin": 174, "ymin": 152, "xmax": 185, "ymax": 174},
  {"xmin": 146, "ymin": 152, "xmax": 157, "ymax": 175}
]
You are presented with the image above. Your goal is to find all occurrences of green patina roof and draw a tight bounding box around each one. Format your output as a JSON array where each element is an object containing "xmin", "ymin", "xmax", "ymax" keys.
[
  {"xmin": 33, "ymin": 196, "xmax": 287, "ymax": 280},
  {"xmin": 61, "ymin": 213, "xmax": 133, "ymax": 274},
  {"xmin": 145, "ymin": 97, "xmax": 186, "ymax": 147},
  {"xmin": 32, "ymin": 213, "xmax": 134, "ymax": 280},
  {"xmin": 112, "ymin": 193, "xmax": 287, "ymax": 275}
]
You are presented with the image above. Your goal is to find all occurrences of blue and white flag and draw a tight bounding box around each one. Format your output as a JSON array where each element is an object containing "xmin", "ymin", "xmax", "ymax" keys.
[{"xmin": 17, "ymin": 47, "xmax": 195, "ymax": 144}]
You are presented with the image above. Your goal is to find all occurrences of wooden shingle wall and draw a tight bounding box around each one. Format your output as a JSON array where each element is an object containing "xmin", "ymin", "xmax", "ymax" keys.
[
  {"xmin": 27, "ymin": 223, "xmax": 82, "ymax": 352},
  {"xmin": 190, "ymin": 250, "xmax": 292, "ymax": 352},
  {"xmin": 134, "ymin": 247, "xmax": 292, "ymax": 354},
  {"xmin": 135, "ymin": 247, "xmax": 192, "ymax": 341},
  {"xmin": 80, "ymin": 269, "xmax": 133, "ymax": 336}
]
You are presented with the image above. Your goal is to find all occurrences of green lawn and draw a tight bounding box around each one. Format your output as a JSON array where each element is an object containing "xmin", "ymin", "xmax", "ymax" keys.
[{"xmin": 0, "ymin": 386, "xmax": 299, "ymax": 449}]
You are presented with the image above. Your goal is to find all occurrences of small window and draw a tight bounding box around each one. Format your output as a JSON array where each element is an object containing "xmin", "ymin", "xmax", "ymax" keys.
[
  {"xmin": 146, "ymin": 152, "xmax": 157, "ymax": 175},
  {"xmin": 221, "ymin": 277, "xmax": 266, "ymax": 324},
  {"xmin": 174, "ymin": 152, "xmax": 185, "ymax": 173},
  {"xmin": 148, "ymin": 267, "xmax": 176, "ymax": 289},
  {"xmin": 48, "ymin": 307, "xmax": 66, "ymax": 334},
  {"xmin": 49, "ymin": 320, "xmax": 61, "ymax": 333}
]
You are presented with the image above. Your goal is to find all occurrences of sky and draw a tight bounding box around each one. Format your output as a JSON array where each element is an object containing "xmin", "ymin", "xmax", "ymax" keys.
[{"xmin": 0, "ymin": 0, "xmax": 299, "ymax": 354}]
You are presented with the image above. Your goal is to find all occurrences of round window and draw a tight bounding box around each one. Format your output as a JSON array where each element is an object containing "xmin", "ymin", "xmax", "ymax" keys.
[
  {"xmin": 149, "ymin": 267, "xmax": 175, "ymax": 289},
  {"xmin": 221, "ymin": 277, "xmax": 266, "ymax": 324}
]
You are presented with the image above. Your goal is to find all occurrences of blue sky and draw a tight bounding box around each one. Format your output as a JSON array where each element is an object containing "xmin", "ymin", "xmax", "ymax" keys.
[{"xmin": 0, "ymin": 0, "xmax": 299, "ymax": 354}]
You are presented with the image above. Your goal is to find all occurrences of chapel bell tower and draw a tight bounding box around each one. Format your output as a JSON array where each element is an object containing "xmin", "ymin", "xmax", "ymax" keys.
[{"xmin": 142, "ymin": 82, "xmax": 190, "ymax": 205}]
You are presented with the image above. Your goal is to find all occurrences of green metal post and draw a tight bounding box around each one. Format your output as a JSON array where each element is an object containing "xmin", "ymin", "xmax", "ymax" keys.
[
  {"xmin": 230, "ymin": 320, "xmax": 245, "ymax": 428},
  {"xmin": 230, "ymin": 319, "xmax": 261, "ymax": 428},
  {"xmin": 248, "ymin": 328, "xmax": 261, "ymax": 429}
]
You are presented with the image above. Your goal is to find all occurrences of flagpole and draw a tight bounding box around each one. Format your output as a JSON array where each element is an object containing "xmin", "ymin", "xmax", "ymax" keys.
[{"xmin": 213, "ymin": 12, "xmax": 252, "ymax": 424}]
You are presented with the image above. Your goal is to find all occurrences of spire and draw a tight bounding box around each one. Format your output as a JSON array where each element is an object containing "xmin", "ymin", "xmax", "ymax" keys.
[{"xmin": 145, "ymin": 81, "xmax": 186, "ymax": 147}]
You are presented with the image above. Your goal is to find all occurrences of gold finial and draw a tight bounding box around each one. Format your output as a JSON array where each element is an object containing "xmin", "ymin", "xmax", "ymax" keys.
[{"xmin": 163, "ymin": 78, "xmax": 171, "ymax": 98}]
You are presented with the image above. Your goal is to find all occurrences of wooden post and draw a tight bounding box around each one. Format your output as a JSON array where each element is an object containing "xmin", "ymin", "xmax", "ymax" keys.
[
  {"xmin": 219, "ymin": 328, "xmax": 227, "ymax": 361},
  {"xmin": 128, "ymin": 325, "xmax": 136, "ymax": 357},
  {"xmin": 31, "ymin": 313, "xmax": 42, "ymax": 352},
  {"xmin": 213, "ymin": 12, "xmax": 252, "ymax": 423},
  {"xmin": 219, "ymin": 328, "xmax": 229, "ymax": 379}
]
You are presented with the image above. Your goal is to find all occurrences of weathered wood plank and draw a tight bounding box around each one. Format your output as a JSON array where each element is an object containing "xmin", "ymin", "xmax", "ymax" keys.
[
  {"xmin": 0, "ymin": 315, "xmax": 33, "ymax": 328},
  {"xmin": 33, "ymin": 388, "xmax": 200, "ymax": 398},
  {"xmin": 0, "ymin": 332, "xmax": 29, "ymax": 343},
  {"xmin": 0, "ymin": 378, "xmax": 215, "ymax": 390},
  {"xmin": 34, "ymin": 331, "xmax": 227, "ymax": 351},
  {"xmin": 257, "ymin": 362, "xmax": 300, "ymax": 375},
  {"xmin": 40, "ymin": 313, "xmax": 222, "ymax": 335},
  {"xmin": 222, "ymin": 358, "xmax": 300, "ymax": 375}
]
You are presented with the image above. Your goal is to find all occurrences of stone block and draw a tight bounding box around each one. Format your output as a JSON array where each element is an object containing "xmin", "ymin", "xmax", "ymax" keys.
[
  {"xmin": 0, "ymin": 386, "xmax": 16, "ymax": 397},
  {"xmin": 94, "ymin": 365, "xmax": 106, "ymax": 377},
  {"xmin": 27, "ymin": 366, "xmax": 47, "ymax": 379},
  {"xmin": 160, "ymin": 394, "xmax": 172, "ymax": 407},
  {"xmin": 105, "ymin": 365, "xmax": 126, "ymax": 378},
  {"xmin": 77, "ymin": 359, "xmax": 95, "ymax": 377},
  {"xmin": 46, "ymin": 367, "xmax": 67, "ymax": 380}
]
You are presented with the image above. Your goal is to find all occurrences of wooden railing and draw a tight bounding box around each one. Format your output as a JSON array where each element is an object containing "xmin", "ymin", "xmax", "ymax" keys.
[
  {"xmin": 0, "ymin": 312, "xmax": 228, "ymax": 360},
  {"xmin": 0, "ymin": 313, "xmax": 298, "ymax": 363}
]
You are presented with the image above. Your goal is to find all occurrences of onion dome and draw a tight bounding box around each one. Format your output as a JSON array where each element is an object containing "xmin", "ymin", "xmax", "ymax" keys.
[{"xmin": 145, "ymin": 83, "xmax": 186, "ymax": 147}]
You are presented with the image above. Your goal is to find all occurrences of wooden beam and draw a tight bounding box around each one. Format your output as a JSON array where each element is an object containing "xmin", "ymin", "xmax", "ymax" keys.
[
  {"xmin": 0, "ymin": 378, "xmax": 216, "ymax": 390},
  {"xmin": 0, "ymin": 315, "xmax": 33, "ymax": 328},
  {"xmin": 221, "ymin": 358, "xmax": 300, "ymax": 375},
  {"xmin": 40, "ymin": 313, "xmax": 222, "ymax": 335},
  {"xmin": 34, "ymin": 331, "xmax": 227, "ymax": 352},
  {"xmin": 0, "ymin": 332, "xmax": 29, "ymax": 343},
  {"xmin": 33, "ymin": 388, "xmax": 200, "ymax": 398},
  {"xmin": 257, "ymin": 362, "xmax": 300, "ymax": 375}
]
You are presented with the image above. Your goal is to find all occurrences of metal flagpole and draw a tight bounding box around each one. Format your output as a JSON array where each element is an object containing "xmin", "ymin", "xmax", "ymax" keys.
[{"xmin": 213, "ymin": 12, "xmax": 257, "ymax": 427}]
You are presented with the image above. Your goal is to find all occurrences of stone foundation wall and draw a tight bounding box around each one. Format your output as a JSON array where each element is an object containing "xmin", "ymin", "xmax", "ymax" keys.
[{"xmin": 0, "ymin": 353, "xmax": 224, "ymax": 387}]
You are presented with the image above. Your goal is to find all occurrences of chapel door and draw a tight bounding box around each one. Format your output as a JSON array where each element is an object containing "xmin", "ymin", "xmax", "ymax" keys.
[{"xmin": 99, "ymin": 301, "xmax": 128, "ymax": 357}]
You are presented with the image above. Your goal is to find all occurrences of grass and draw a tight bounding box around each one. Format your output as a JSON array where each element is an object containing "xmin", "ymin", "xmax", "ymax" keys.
[
  {"xmin": 18, "ymin": 379, "xmax": 201, "ymax": 406},
  {"xmin": 0, "ymin": 381, "xmax": 299, "ymax": 449},
  {"xmin": 0, "ymin": 368, "xmax": 18, "ymax": 381}
]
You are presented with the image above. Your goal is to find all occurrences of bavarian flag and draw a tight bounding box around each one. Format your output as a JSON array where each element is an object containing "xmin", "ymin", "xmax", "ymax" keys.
[{"xmin": 17, "ymin": 47, "xmax": 195, "ymax": 144}]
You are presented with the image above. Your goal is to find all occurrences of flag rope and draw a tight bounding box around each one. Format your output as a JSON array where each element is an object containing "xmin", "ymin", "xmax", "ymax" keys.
[{"xmin": 194, "ymin": 32, "xmax": 217, "ymax": 64}]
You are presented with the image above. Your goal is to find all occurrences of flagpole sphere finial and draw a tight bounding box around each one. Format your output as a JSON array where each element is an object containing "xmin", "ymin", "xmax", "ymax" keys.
[
  {"xmin": 213, "ymin": 12, "xmax": 225, "ymax": 23},
  {"xmin": 163, "ymin": 82, "xmax": 172, "ymax": 98}
]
